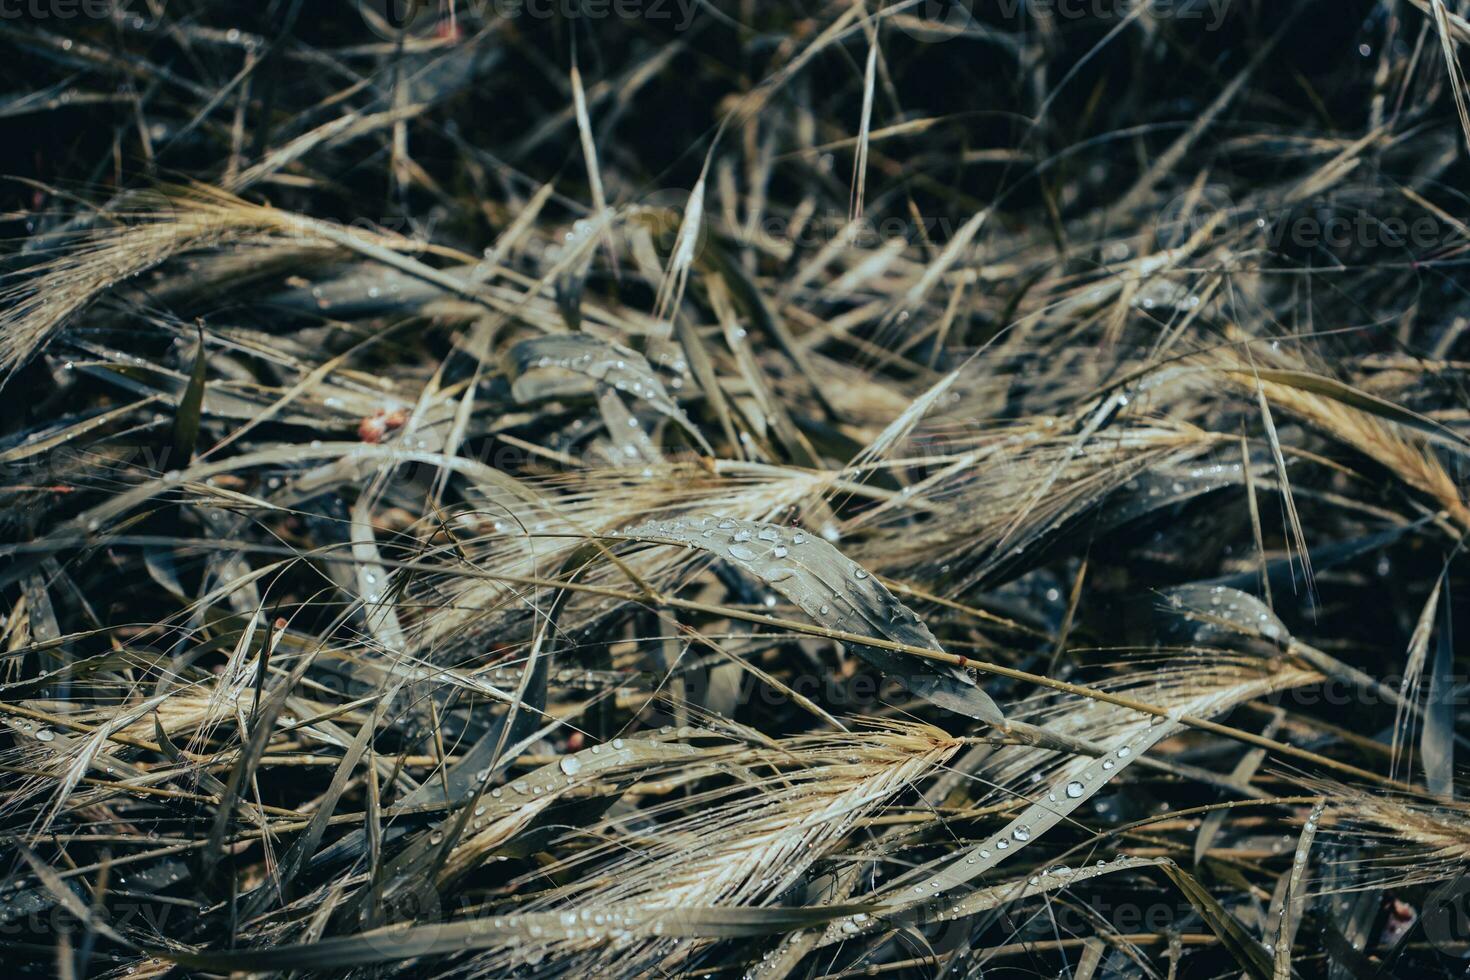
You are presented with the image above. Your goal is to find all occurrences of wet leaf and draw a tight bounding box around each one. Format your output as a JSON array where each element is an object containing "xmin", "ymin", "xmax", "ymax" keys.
[
  {"xmin": 506, "ymin": 333, "xmax": 711, "ymax": 452},
  {"xmin": 170, "ymin": 323, "xmax": 207, "ymax": 465},
  {"xmin": 613, "ymin": 516, "xmax": 1004, "ymax": 724}
]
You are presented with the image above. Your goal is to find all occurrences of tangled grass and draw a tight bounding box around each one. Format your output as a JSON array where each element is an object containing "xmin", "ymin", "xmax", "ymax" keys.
[{"xmin": 4, "ymin": 1, "xmax": 1470, "ymax": 976}]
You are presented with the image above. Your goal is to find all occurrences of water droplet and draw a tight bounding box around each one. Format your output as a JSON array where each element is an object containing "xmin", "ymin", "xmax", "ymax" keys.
[
  {"xmin": 559, "ymin": 756, "xmax": 583, "ymax": 777},
  {"xmin": 1066, "ymin": 780, "xmax": 1085, "ymax": 798}
]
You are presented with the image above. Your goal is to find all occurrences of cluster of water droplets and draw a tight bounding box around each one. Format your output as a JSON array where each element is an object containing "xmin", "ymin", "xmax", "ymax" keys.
[
  {"xmin": 1105, "ymin": 462, "xmax": 1250, "ymax": 527},
  {"xmin": 508, "ymin": 334, "xmax": 708, "ymax": 459},
  {"xmin": 4, "ymin": 716, "xmax": 57, "ymax": 744},
  {"xmin": 21, "ymin": 575, "xmax": 58, "ymax": 645},
  {"xmin": 613, "ymin": 515, "xmax": 1002, "ymax": 722},
  {"xmin": 875, "ymin": 716, "xmax": 1178, "ymax": 915},
  {"xmin": 618, "ymin": 517, "xmax": 825, "ymax": 608},
  {"xmin": 1161, "ymin": 584, "xmax": 1288, "ymax": 645},
  {"xmin": 448, "ymin": 737, "xmax": 694, "ymax": 842},
  {"xmin": 511, "ymin": 336, "xmax": 690, "ymax": 424}
]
